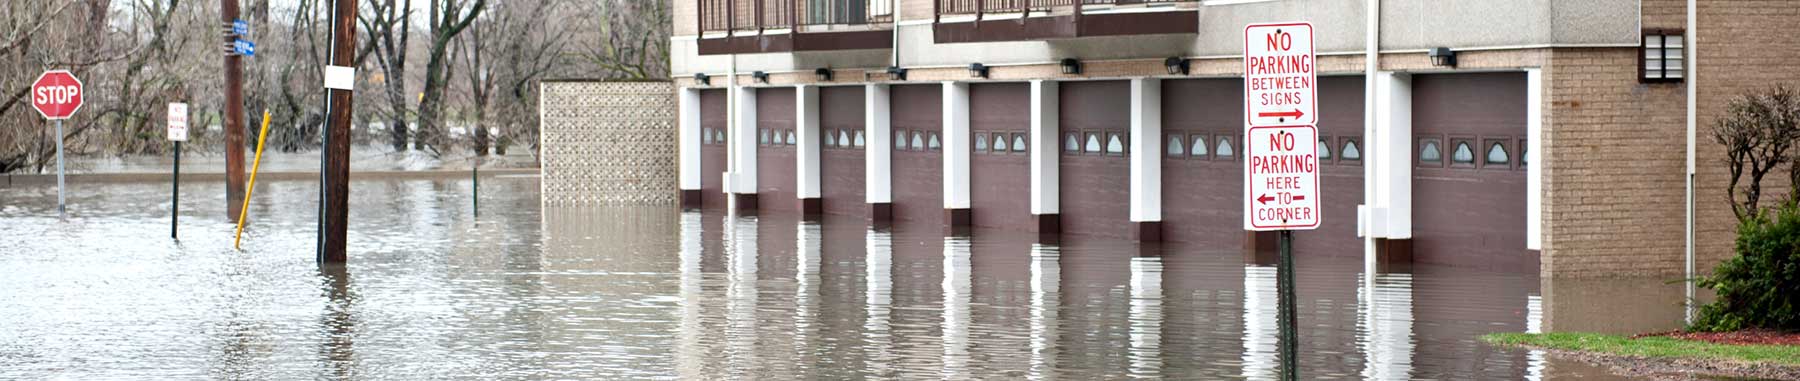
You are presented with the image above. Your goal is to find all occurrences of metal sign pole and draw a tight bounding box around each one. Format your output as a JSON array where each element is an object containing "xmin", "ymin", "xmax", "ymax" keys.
[
  {"xmin": 1277, "ymin": 229, "xmax": 1297, "ymax": 381},
  {"xmin": 171, "ymin": 141, "xmax": 180, "ymax": 239},
  {"xmin": 55, "ymin": 119, "xmax": 65, "ymax": 218}
]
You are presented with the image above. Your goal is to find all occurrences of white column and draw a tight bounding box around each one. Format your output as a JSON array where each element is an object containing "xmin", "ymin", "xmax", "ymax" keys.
[
  {"xmin": 796, "ymin": 85, "xmax": 821, "ymax": 199},
  {"xmin": 943, "ymin": 81, "xmax": 972, "ymax": 210},
  {"xmin": 866, "ymin": 84, "xmax": 893, "ymax": 204},
  {"xmin": 1526, "ymin": 69, "xmax": 1544, "ymax": 250},
  {"xmin": 1030, "ymin": 80, "xmax": 1060, "ymax": 215},
  {"xmin": 1129, "ymin": 78, "xmax": 1162, "ymax": 223},
  {"xmin": 1372, "ymin": 72, "xmax": 1413, "ymax": 239},
  {"xmin": 730, "ymin": 86, "xmax": 759, "ymax": 194},
  {"xmin": 679, "ymin": 87, "xmax": 702, "ymax": 191}
]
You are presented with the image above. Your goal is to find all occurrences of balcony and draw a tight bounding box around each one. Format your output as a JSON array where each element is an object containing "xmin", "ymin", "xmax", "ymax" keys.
[
  {"xmin": 933, "ymin": 0, "xmax": 1197, "ymax": 43},
  {"xmin": 697, "ymin": 0, "xmax": 895, "ymax": 55}
]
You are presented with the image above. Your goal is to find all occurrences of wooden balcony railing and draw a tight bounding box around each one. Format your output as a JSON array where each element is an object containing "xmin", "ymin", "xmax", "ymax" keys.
[
  {"xmin": 935, "ymin": 0, "xmax": 1186, "ymax": 21},
  {"xmin": 700, "ymin": 0, "xmax": 895, "ymax": 36}
]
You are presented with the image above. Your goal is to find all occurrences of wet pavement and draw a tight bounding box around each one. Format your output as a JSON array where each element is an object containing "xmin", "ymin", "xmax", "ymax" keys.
[{"xmin": 0, "ymin": 176, "xmax": 1686, "ymax": 379}]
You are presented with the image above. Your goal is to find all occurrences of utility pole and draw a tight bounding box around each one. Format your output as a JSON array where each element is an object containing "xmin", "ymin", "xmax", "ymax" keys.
[
  {"xmin": 222, "ymin": 0, "xmax": 246, "ymax": 223},
  {"xmin": 317, "ymin": 0, "xmax": 358, "ymax": 264}
]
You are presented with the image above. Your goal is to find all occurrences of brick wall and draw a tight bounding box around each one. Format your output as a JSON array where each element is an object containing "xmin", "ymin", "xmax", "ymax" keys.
[
  {"xmin": 1695, "ymin": 0, "xmax": 1800, "ymax": 266},
  {"xmin": 539, "ymin": 81, "xmax": 679, "ymax": 206}
]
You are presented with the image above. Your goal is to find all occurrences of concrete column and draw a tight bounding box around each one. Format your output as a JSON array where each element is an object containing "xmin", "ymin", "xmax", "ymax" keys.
[
  {"xmin": 796, "ymin": 85, "xmax": 822, "ymax": 215},
  {"xmin": 1360, "ymin": 71, "xmax": 1413, "ymax": 264},
  {"xmin": 1526, "ymin": 69, "xmax": 1543, "ymax": 251},
  {"xmin": 729, "ymin": 86, "xmax": 759, "ymax": 210},
  {"xmin": 1029, "ymin": 80, "xmax": 1061, "ymax": 235},
  {"xmin": 866, "ymin": 84, "xmax": 894, "ymax": 221},
  {"xmin": 679, "ymin": 87, "xmax": 702, "ymax": 208},
  {"xmin": 1129, "ymin": 78, "xmax": 1163, "ymax": 241},
  {"xmin": 943, "ymin": 81, "xmax": 972, "ymax": 227}
]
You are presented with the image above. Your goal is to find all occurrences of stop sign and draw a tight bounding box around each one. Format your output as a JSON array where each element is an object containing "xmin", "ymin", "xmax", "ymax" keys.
[{"xmin": 32, "ymin": 70, "xmax": 83, "ymax": 120}]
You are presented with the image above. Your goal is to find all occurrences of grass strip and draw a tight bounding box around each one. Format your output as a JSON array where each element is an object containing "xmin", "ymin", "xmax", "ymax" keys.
[{"xmin": 1482, "ymin": 332, "xmax": 1800, "ymax": 366}]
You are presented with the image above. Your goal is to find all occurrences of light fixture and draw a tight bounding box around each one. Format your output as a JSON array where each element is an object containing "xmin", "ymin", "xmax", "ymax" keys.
[
  {"xmin": 1428, "ymin": 47, "xmax": 1456, "ymax": 68},
  {"xmin": 752, "ymin": 71, "xmax": 770, "ymax": 83},
  {"xmin": 968, "ymin": 63, "xmax": 989, "ymax": 79},
  {"xmin": 814, "ymin": 68, "xmax": 833, "ymax": 82},
  {"xmin": 886, "ymin": 66, "xmax": 907, "ymax": 81},
  {"xmin": 1163, "ymin": 57, "xmax": 1189, "ymax": 76},
  {"xmin": 694, "ymin": 73, "xmax": 710, "ymax": 86},
  {"xmin": 1059, "ymin": 58, "xmax": 1082, "ymax": 75}
]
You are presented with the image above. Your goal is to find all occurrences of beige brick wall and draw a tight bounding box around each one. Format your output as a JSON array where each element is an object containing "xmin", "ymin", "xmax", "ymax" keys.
[
  {"xmin": 674, "ymin": 0, "xmax": 697, "ymax": 36},
  {"xmin": 1695, "ymin": 1, "xmax": 1799, "ymax": 265}
]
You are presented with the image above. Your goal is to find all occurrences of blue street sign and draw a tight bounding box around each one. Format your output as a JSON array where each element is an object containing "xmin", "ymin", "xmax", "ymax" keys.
[
  {"xmin": 234, "ymin": 39, "xmax": 255, "ymax": 57},
  {"xmin": 232, "ymin": 19, "xmax": 249, "ymax": 36}
]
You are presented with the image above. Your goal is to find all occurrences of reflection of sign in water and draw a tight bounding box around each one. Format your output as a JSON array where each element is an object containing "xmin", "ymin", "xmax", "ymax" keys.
[
  {"xmin": 167, "ymin": 103, "xmax": 188, "ymax": 142},
  {"xmin": 1243, "ymin": 22, "xmax": 1315, "ymax": 127},
  {"xmin": 1245, "ymin": 125, "xmax": 1320, "ymax": 230}
]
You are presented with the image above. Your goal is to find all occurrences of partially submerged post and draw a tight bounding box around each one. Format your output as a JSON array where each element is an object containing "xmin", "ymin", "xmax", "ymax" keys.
[
  {"xmin": 222, "ymin": 0, "xmax": 247, "ymax": 223},
  {"xmin": 317, "ymin": 0, "xmax": 357, "ymax": 264}
]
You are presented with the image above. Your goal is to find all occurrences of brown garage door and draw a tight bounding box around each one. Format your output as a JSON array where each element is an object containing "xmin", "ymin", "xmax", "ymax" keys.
[
  {"xmin": 758, "ymin": 87, "xmax": 798, "ymax": 214},
  {"xmin": 1161, "ymin": 78, "xmax": 1244, "ymax": 244},
  {"xmin": 821, "ymin": 86, "xmax": 867, "ymax": 217},
  {"xmin": 970, "ymin": 83, "xmax": 1032, "ymax": 231},
  {"xmin": 700, "ymin": 89, "xmax": 729, "ymax": 209},
  {"xmin": 1297, "ymin": 76, "xmax": 1366, "ymax": 256},
  {"xmin": 1411, "ymin": 72, "xmax": 1530, "ymax": 271},
  {"xmin": 1059, "ymin": 80, "xmax": 1132, "ymax": 239},
  {"xmin": 890, "ymin": 84, "xmax": 943, "ymax": 224}
]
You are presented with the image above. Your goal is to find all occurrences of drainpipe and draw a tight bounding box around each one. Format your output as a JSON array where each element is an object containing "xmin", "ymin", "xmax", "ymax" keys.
[
  {"xmin": 1684, "ymin": 0, "xmax": 1696, "ymax": 325},
  {"xmin": 727, "ymin": 53, "xmax": 738, "ymax": 209},
  {"xmin": 1363, "ymin": 0, "xmax": 1379, "ymax": 293},
  {"xmin": 891, "ymin": 0, "xmax": 900, "ymax": 68}
]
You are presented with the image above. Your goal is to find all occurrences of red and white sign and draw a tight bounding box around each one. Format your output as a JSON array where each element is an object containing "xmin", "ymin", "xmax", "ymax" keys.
[
  {"xmin": 31, "ymin": 70, "xmax": 83, "ymax": 120},
  {"xmin": 1243, "ymin": 22, "xmax": 1315, "ymax": 127},
  {"xmin": 1245, "ymin": 125, "xmax": 1320, "ymax": 231},
  {"xmin": 167, "ymin": 103, "xmax": 189, "ymax": 142}
]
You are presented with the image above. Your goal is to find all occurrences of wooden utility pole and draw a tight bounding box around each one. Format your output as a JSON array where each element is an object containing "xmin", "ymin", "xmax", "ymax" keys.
[
  {"xmin": 223, "ymin": 0, "xmax": 246, "ymax": 223},
  {"xmin": 318, "ymin": 0, "xmax": 358, "ymax": 264}
]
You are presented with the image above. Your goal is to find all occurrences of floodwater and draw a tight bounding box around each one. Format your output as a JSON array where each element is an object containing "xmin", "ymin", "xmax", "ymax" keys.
[{"xmin": 0, "ymin": 176, "xmax": 1687, "ymax": 379}]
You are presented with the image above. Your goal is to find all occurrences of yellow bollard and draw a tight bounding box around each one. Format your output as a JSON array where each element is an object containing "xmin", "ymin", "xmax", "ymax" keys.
[{"xmin": 233, "ymin": 110, "xmax": 272, "ymax": 250}]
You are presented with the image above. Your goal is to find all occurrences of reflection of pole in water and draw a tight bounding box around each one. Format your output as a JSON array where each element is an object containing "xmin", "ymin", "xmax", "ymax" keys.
[
  {"xmin": 863, "ymin": 228, "xmax": 895, "ymax": 378},
  {"xmin": 794, "ymin": 221, "xmax": 822, "ymax": 373},
  {"xmin": 1128, "ymin": 256, "xmax": 1165, "ymax": 378},
  {"xmin": 725, "ymin": 215, "xmax": 759, "ymax": 376},
  {"xmin": 316, "ymin": 265, "xmax": 356, "ymax": 379},
  {"xmin": 1357, "ymin": 272, "xmax": 1415, "ymax": 380},
  {"xmin": 1028, "ymin": 244, "xmax": 1060, "ymax": 381},
  {"xmin": 941, "ymin": 236, "xmax": 972, "ymax": 378},
  {"xmin": 1524, "ymin": 294, "xmax": 1546, "ymax": 381},
  {"xmin": 675, "ymin": 212, "xmax": 706, "ymax": 379},
  {"xmin": 1241, "ymin": 265, "xmax": 1279, "ymax": 380}
]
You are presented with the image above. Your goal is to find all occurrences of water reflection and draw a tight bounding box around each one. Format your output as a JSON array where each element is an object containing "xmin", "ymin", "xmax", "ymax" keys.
[
  {"xmin": 941, "ymin": 236, "xmax": 972, "ymax": 378},
  {"xmin": 1027, "ymin": 244, "xmax": 1060, "ymax": 380},
  {"xmin": 1127, "ymin": 256, "xmax": 1163, "ymax": 378},
  {"xmin": 864, "ymin": 227, "xmax": 896, "ymax": 379},
  {"xmin": 1358, "ymin": 272, "xmax": 1415, "ymax": 380},
  {"xmin": 1242, "ymin": 265, "xmax": 1281, "ymax": 380}
]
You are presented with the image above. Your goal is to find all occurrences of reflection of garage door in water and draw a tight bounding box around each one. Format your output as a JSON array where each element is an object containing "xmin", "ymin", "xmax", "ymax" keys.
[
  {"xmin": 1411, "ymin": 72, "xmax": 1531, "ymax": 272},
  {"xmin": 890, "ymin": 84, "xmax": 943, "ymax": 224},
  {"xmin": 1059, "ymin": 81, "xmax": 1132, "ymax": 239},
  {"xmin": 970, "ymin": 83, "xmax": 1031, "ymax": 232},
  {"xmin": 820, "ymin": 86, "xmax": 867, "ymax": 218},
  {"xmin": 756, "ymin": 87, "xmax": 798, "ymax": 214},
  {"xmin": 700, "ymin": 89, "xmax": 728, "ymax": 209}
]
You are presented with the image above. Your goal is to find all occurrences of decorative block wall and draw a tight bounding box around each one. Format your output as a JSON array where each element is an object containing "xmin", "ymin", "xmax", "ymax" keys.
[{"xmin": 539, "ymin": 81, "xmax": 678, "ymax": 206}]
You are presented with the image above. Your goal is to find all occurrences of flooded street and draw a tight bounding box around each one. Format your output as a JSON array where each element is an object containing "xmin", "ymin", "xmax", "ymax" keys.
[{"xmin": 0, "ymin": 176, "xmax": 1681, "ymax": 379}]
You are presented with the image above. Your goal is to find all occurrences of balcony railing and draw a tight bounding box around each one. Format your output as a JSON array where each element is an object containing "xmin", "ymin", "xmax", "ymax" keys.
[
  {"xmin": 700, "ymin": 0, "xmax": 894, "ymax": 35},
  {"xmin": 931, "ymin": 0, "xmax": 1194, "ymax": 43},
  {"xmin": 937, "ymin": 0, "xmax": 1183, "ymax": 19}
]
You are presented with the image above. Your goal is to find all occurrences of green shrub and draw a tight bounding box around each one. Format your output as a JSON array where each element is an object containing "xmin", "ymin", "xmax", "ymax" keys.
[{"xmin": 1691, "ymin": 199, "xmax": 1800, "ymax": 332}]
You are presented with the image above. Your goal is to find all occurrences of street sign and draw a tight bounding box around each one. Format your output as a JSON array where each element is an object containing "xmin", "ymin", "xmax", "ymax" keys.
[
  {"xmin": 1244, "ymin": 125, "xmax": 1320, "ymax": 231},
  {"xmin": 31, "ymin": 70, "xmax": 83, "ymax": 120},
  {"xmin": 167, "ymin": 103, "xmax": 188, "ymax": 141},
  {"xmin": 232, "ymin": 19, "xmax": 249, "ymax": 36},
  {"xmin": 234, "ymin": 39, "xmax": 256, "ymax": 56},
  {"xmin": 1243, "ymin": 22, "xmax": 1315, "ymax": 127}
]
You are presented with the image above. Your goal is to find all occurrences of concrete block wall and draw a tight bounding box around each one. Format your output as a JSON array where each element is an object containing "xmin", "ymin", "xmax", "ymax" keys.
[{"xmin": 540, "ymin": 81, "xmax": 680, "ymax": 206}]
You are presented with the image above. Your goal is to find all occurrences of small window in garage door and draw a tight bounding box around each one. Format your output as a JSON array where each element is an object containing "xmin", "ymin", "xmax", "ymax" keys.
[
  {"xmin": 1482, "ymin": 138, "xmax": 1512, "ymax": 170},
  {"xmin": 993, "ymin": 133, "xmax": 1010, "ymax": 152},
  {"xmin": 854, "ymin": 131, "xmax": 866, "ymax": 148},
  {"xmin": 1011, "ymin": 134, "xmax": 1027, "ymax": 153},
  {"xmin": 1106, "ymin": 132, "xmax": 1126, "ymax": 156},
  {"xmin": 1064, "ymin": 133, "xmax": 1080, "ymax": 153},
  {"xmin": 974, "ymin": 132, "xmax": 989, "ymax": 153},
  {"xmin": 1338, "ymin": 137, "xmax": 1361, "ymax": 164},
  {"xmin": 825, "ymin": 129, "xmax": 838, "ymax": 147},
  {"xmin": 1166, "ymin": 134, "xmax": 1185, "ymax": 157},
  {"xmin": 1216, "ymin": 135, "xmax": 1235, "ymax": 159},
  {"xmin": 1318, "ymin": 136, "xmax": 1333, "ymax": 163},
  {"xmin": 1448, "ymin": 137, "xmax": 1476, "ymax": 168},
  {"xmin": 1418, "ymin": 137, "xmax": 1444, "ymax": 167},
  {"xmin": 896, "ymin": 130, "xmax": 908, "ymax": 150},
  {"xmin": 1191, "ymin": 134, "xmax": 1209, "ymax": 159},
  {"xmin": 1516, "ymin": 138, "xmax": 1528, "ymax": 168},
  {"xmin": 1084, "ymin": 132, "xmax": 1103, "ymax": 154}
]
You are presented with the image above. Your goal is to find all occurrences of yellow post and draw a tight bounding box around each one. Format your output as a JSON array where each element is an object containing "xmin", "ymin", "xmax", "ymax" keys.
[{"xmin": 234, "ymin": 110, "xmax": 272, "ymax": 250}]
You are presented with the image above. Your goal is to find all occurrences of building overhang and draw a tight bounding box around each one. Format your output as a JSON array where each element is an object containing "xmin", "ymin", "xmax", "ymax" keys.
[
  {"xmin": 932, "ymin": 10, "xmax": 1196, "ymax": 44},
  {"xmin": 697, "ymin": 29, "xmax": 894, "ymax": 55}
]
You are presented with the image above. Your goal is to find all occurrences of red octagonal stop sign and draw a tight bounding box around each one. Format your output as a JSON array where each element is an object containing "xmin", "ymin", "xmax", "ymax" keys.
[{"xmin": 32, "ymin": 70, "xmax": 83, "ymax": 120}]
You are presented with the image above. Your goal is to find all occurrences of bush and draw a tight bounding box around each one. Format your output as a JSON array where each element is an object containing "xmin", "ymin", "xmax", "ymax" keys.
[{"xmin": 1691, "ymin": 199, "xmax": 1800, "ymax": 332}]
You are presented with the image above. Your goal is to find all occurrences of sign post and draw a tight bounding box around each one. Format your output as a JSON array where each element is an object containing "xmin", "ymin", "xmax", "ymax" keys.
[
  {"xmin": 1244, "ymin": 21, "xmax": 1316, "ymax": 381},
  {"xmin": 168, "ymin": 103, "xmax": 188, "ymax": 239},
  {"xmin": 32, "ymin": 70, "xmax": 84, "ymax": 219}
]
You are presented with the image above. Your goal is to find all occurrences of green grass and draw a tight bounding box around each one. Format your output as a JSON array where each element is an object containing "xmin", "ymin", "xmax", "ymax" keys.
[{"xmin": 1482, "ymin": 332, "xmax": 1800, "ymax": 366}]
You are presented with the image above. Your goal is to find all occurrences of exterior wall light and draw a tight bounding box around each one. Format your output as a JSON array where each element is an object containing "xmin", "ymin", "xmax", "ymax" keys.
[
  {"xmin": 752, "ymin": 71, "xmax": 770, "ymax": 84},
  {"xmin": 1164, "ymin": 57, "xmax": 1189, "ymax": 75},
  {"xmin": 815, "ymin": 68, "xmax": 833, "ymax": 82},
  {"xmin": 969, "ymin": 63, "xmax": 989, "ymax": 79},
  {"xmin": 886, "ymin": 66, "xmax": 907, "ymax": 81},
  {"xmin": 1060, "ymin": 58, "xmax": 1082, "ymax": 75},
  {"xmin": 694, "ymin": 73, "xmax": 711, "ymax": 86},
  {"xmin": 1429, "ymin": 47, "xmax": 1457, "ymax": 68}
]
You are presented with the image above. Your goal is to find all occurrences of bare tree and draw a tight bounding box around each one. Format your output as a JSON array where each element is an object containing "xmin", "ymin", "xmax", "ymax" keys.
[
  {"xmin": 1714, "ymin": 85, "xmax": 1800, "ymax": 221},
  {"xmin": 414, "ymin": 0, "xmax": 485, "ymax": 155}
]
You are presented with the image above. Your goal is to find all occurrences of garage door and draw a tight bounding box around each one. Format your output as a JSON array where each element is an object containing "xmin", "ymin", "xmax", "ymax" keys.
[
  {"xmin": 758, "ymin": 87, "xmax": 798, "ymax": 214},
  {"xmin": 890, "ymin": 84, "xmax": 943, "ymax": 224},
  {"xmin": 1161, "ymin": 79, "xmax": 1244, "ymax": 244},
  {"xmin": 700, "ymin": 89, "xmax": 729, "ymax": 209},
  {"xmin": 1059, "ymin": 80, "xmax": 1132, "ymax": 239},
  {"xmin": 970, "ymin": 83, "xmax": 1032, "ymax": 231},
  {"xmin": 1296, "ymin": 76, "xmax": 1366, "ymax": 255},
  {"xmin": 1411, "ymin": 72, "xmax": 1530, "ymax": 271},
  {"xmin": 820, "ymin": 86, "xmax": 868, "ymax": 217}
]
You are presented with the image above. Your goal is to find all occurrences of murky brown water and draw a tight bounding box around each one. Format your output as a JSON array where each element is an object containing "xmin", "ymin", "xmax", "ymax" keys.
[{"xmin": 0, "ymin": 176, "xmax": 1682, "ymax": 379}]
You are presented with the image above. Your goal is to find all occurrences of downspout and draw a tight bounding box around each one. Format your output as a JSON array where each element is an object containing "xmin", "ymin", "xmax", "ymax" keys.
[
  {"xmin": 892, "ymin": 0, "xmax": 901, "ymax": 68},
  {"xmin": 1363, "ymin": 0, "xmax": 1379, "ymax": 292},
  {"xmin": 727, "ymin": 53, "xmax": 738, "ymax": 207},
  {"xmin": 1684, "ymin": 0, "xmax": 1696, "ymax": 325}
]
